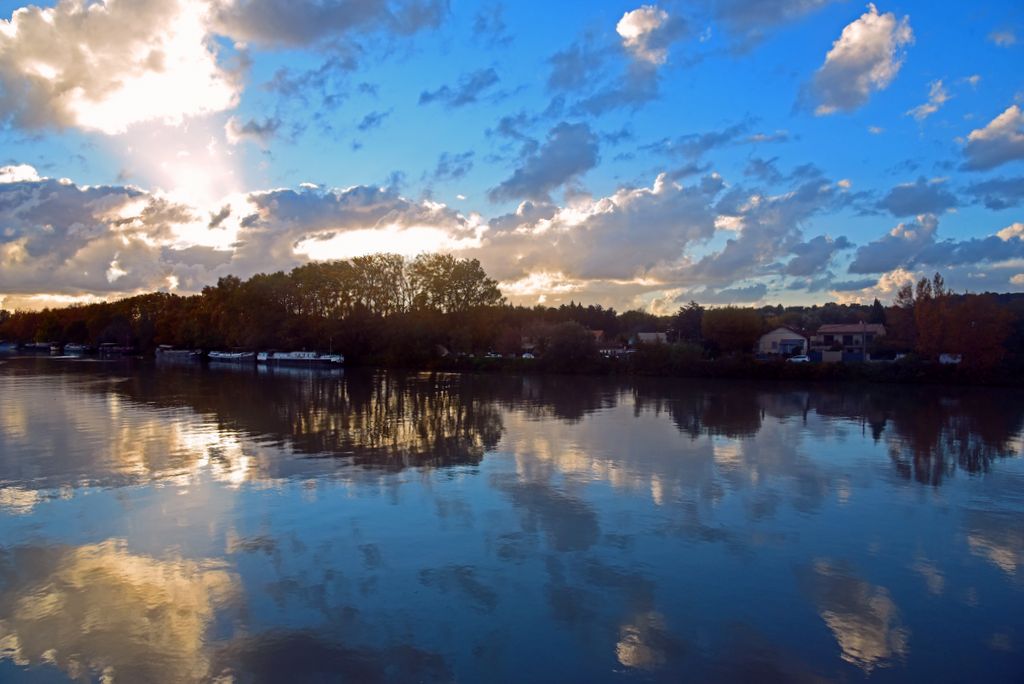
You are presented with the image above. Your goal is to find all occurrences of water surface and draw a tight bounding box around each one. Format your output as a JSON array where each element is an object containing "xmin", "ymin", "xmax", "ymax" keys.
[{"xmin": 0, "ymin": 356, "xmax": 1022, "ymax": 682}]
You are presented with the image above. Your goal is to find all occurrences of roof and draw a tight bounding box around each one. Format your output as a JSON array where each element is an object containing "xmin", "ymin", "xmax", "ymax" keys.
[
  {"xmin": 760, "ymin": 326, "xmax": 807, "ymax": 339},
  {"xmin": 816, "ymin": 323, "xmax": 886, "ymax": 334}
]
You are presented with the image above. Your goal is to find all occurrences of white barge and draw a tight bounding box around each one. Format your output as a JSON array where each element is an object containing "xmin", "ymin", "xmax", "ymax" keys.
[
  {"xmin": 155, "ymin": 345, "xmax": 202, "ymax": 362},
  {"xmin": 257, "ymin": 351, "xmax": 344, "ymax": 366},
  {"xmin": 208, "ymin": 351, "xmax": 256, "ymax": 363}
]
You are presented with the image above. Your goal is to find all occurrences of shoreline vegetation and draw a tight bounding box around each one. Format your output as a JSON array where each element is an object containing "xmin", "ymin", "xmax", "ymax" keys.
[{"xmin": 2, "ymin": 254, "xmax": 1023, "ymax": 386}]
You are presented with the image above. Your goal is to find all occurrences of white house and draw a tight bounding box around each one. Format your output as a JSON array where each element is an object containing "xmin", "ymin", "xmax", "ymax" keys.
[
  {"xmin": 757, "ymin": 327, "xmax": 807, "ymax": 356},
  {"xmin": 810, "ymin": 323, "xmax": 885, "ymax": 354},
  {"xmin": 634, "ymin": 332, "xmax": 668, "ymax": 345}
]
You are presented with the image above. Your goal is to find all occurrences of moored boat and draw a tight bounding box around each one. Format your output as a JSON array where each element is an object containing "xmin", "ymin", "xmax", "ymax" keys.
[
  {"xmin": 209, "ymin": 351, "xmax": 256, "ymax": 363},
  {"xmin": 257, "ymin": 350, "xmax": 344, "ymax": 366},
  {"xmin": 64, "ymin": 343, "xmax": 93, "ymax": 355},
  {"xmin": 155, "ymin": 345, "xmax": 202, "ymax": 362},
  {"xmin": 98, "ymin": 343, "xmax": 136, "ymax": 356}
]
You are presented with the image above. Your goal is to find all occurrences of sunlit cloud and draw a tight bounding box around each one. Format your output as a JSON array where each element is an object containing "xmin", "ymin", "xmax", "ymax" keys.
[
  {"xmin": 806, "ymin": 4, "xmax": 913, "ymax": 115},
  {"xmin": 295, "ymin": 224, "xmax": 481, "ymax": 260},
  {"xmin": 0, "ymin": 0, "xmax": 240, "ymax": 134}
]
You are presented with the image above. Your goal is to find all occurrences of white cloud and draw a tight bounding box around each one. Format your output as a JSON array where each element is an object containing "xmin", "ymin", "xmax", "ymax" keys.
[
  {"xmin": 0, "ymin": 164, "xmax": 40, "ymax": 183},
  {"xmin": 907, "ymin": 80, "xmax": 949, "ymax": 121},
  {"xmin": 807, "ymin": 3, "xmax": 913, "ymax": 115},
  {"xmin": 617, "ymin": 6, "xmax": 672, "ymax": 65},
  {"xmin": 962, "ymin": 105, "xmax": 1024, "ymax": 171},
  {"xmin": 998, "ymin": 222, "xmax": 1024, "ymax": 241},
  {"xmin": 474, "ymin": 173, "xmax": 720, "ymax": 293},
  {"xmin": 0, "ymin": 0, "xmax": 239, "ymax": 134},
  {"xmin": 988, "ymin": 30, "xmax": 1016, "ymax": 47},
  {"xmin": 2, "ymin": 163, "xmax": 1020, "ymax": 312}
]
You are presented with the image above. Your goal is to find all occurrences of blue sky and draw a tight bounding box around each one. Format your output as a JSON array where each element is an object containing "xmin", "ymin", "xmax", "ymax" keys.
[{"xmin": 0, "ymin": 0, "xmax": 1022, "ymax": 311}]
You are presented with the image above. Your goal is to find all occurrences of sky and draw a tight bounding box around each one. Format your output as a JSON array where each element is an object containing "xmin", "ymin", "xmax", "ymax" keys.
[{"xmin": 0, "ymin": 0, "xmax": 1022, "ymax": 313}]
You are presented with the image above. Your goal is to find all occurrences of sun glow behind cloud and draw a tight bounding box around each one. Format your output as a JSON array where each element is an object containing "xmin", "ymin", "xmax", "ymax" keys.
[
  {"xmin": 295, "ymin": 224, "xmax": 482, "ymax": 261},
  {"xmin": 0, "ymin": 0, "xmax": 239, "ymax": 134},
  {"xmin": 0, "ymin": 0, "xmax": 1022, "ymax": 312}
]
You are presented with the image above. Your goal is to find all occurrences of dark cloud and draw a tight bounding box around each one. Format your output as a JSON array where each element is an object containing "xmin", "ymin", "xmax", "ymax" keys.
[
  {"xmin": 547, "ymin": 34, "xmax": 609, "ymax": 93},
  {"xmin": 747, "ymin": 130, "xmax": 792, "ymax": 144},
  {"xmin": 601, "ymin": 127, "xmax": 633, "ymax": 145},
  {"xmin": 644, "ymin": 122, "xmax": 749, "ymax": 159},
  {"xmin": 488, "ymin": 122, "xmax": 599, "ymax": 203},
  {"xmin": 209, "ymin": 206, "xmax": 232, "ymax": 229},
  {"xmin": 704, "ymin": 0, "xmax": 839, "ymax": 47},
  {"xmin": 489, "ymin": 111, "xmax": 537, "ymax": 144},
  {"xmin": 419, "ymin": 68, "xmax": 500, "ymax": 108},
  {"xmin": 966, "ymin": 176, "xmax": 1024, "ymax": 210},
  {"xmin": 744, "ymin": 157, "xmax": 784, "ymax": 185},
  {"xmin": 472, "ymin": 2, "xmax": 512, "ymax": 47},
  {"xmin": 574, "ymin": 62, "xmax": 661, "ymax": 115},
  {"xmin": 848, "ymin": 214, "xmax": 938, "ymax": 274},
  {"xmin": 668, "ymin": 162, "xmax": 711, "ymax": 180},
  {"xmin": 266, "ymin": 54, "xmax": 358, "ymax": 109},
  {"xmin": 549, "ymin": 10, "xmax": 683, "ymax": 117},
  {"xmin": 226, "ymin": 116, "xmax": 282, "ymax": 145},
  {"xmin": 829, "ymin": 277, "xmax": 879, "ymax": 292},
  {"xmin": 848, "ymin": 214, "xmax": 1024, "ymax": 274},
  {"xmin": 877, "ymin": 177, "xmax": 957, "ymax": 216},
  {"xmin": 213, "ymin": 0, "xmax": 446, "ymax": 48},
  {"xmin": 695, "ymin": 283, "xmax": 768, "ymax": 304},
  {"xmin": 694, "ymin": 177, "xmax": 839, "ymax": 285},
  {"xmin": 356, "ymin": 109, "xmax": 391, "ymax": 131},
  {"xmin": 785, "ymin": 235, "xmax": 852, "ymax": 276},
  {"xmin": 427, "ymin": 151, "xmax": 475, "ymax": 183}
]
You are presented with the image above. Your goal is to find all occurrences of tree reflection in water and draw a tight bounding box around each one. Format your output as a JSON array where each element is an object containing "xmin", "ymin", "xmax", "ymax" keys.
[
  {"xmin": 631, "ymin": 380, "xmax": 1023, "ymax": 486},
  {"xmin": 0, "ymin": 359, "xmax": 1021, "ymax": 682},
  {"xmin": 3, "ymin": 360, "xmax": 1021, "ymax": 488}
]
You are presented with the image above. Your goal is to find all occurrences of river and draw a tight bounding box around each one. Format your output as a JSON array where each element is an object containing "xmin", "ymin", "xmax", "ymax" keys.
[{"xmin": 0, "ymin": 356, "xmax": 1021, "ymax": 682}]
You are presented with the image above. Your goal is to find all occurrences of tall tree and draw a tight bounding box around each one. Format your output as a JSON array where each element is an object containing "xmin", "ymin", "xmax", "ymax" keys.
[
  {"xmin": 701, "ymin": 307, "xmax": 763, "ymax": 354},
  {"xmin": 670, "ymin": 301, "xmax": 704, "ymax": 342}
]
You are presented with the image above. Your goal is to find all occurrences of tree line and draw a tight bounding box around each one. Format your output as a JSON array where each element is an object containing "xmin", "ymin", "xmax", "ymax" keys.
[{"xmin": 1, "ymin": 256, "xmax": 1022, "ymax": 372}]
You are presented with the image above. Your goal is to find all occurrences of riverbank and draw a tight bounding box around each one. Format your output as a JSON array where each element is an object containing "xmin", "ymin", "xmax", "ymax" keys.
[
  {"xmin": 6, "ymin": 346, "xmax": 1023, "ymax": 386},
  {"xmin": 403, "ymin": 352, "xmax": 1024, "ymax": 387}
]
